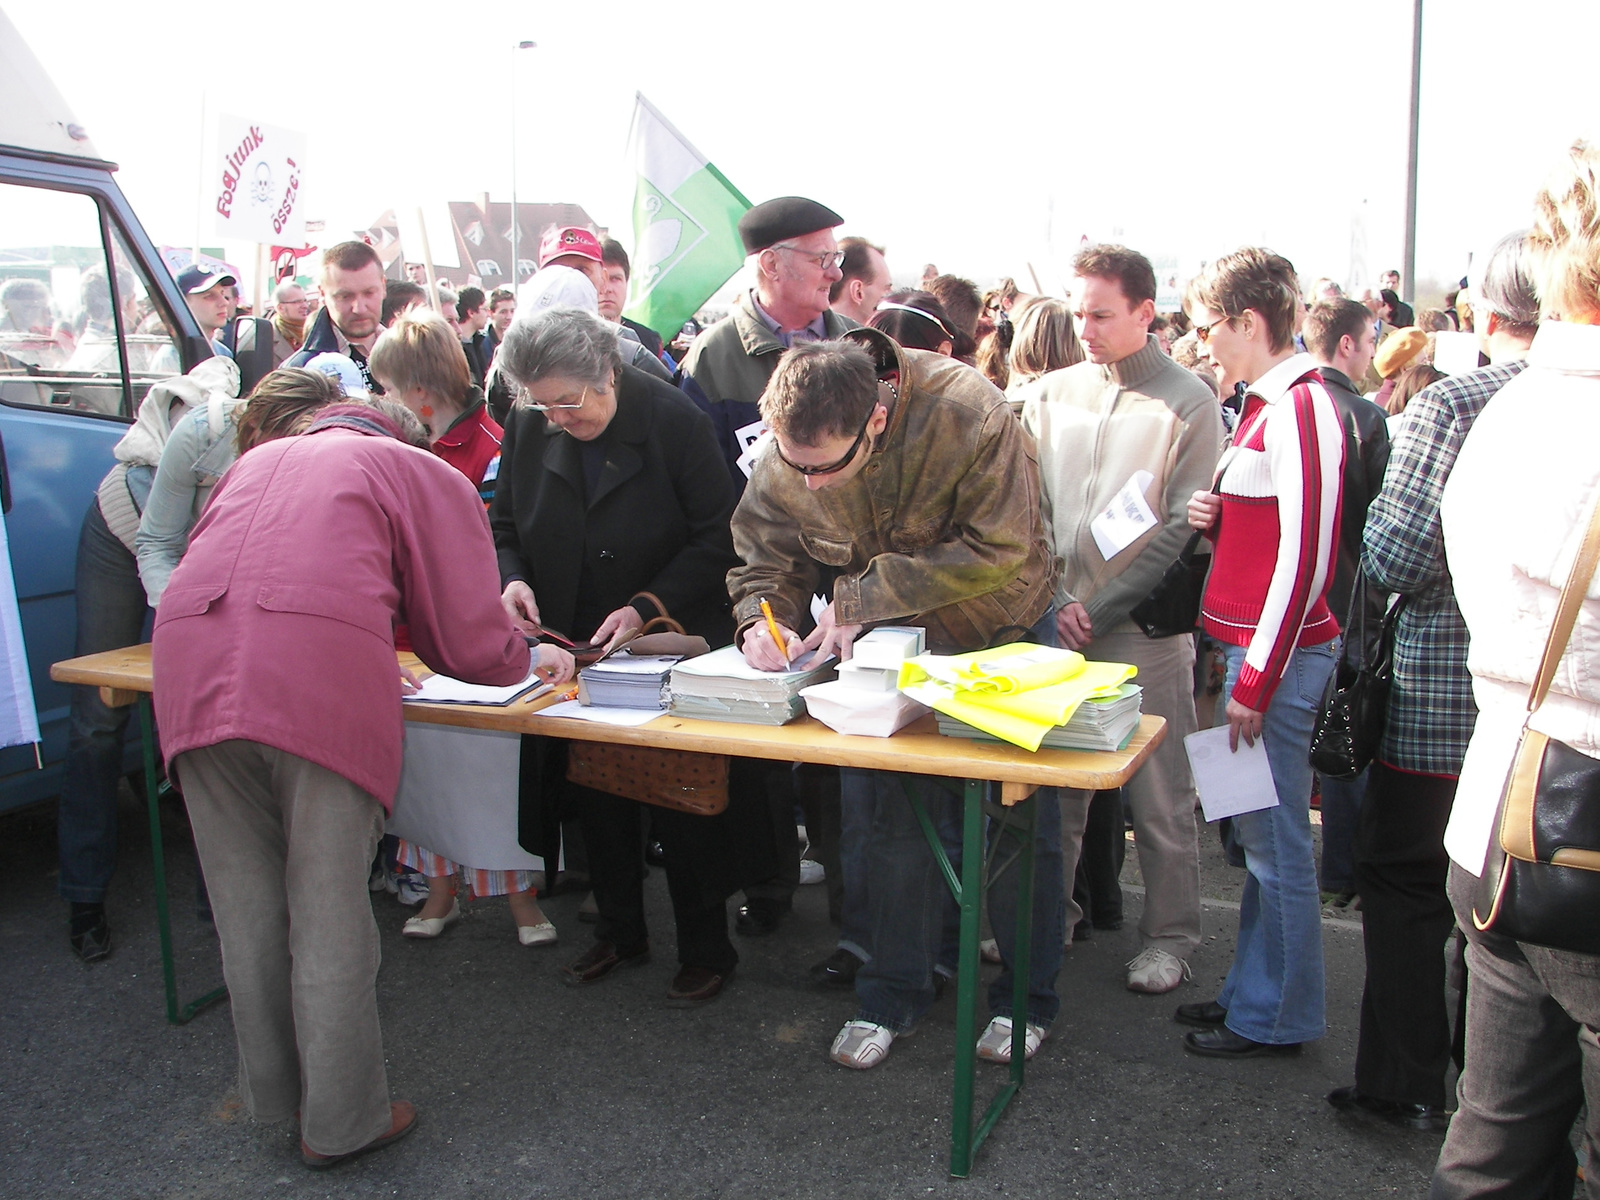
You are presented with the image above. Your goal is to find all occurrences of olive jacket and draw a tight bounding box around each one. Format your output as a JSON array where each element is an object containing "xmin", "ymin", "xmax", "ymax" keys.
[{"xmin": 728, "ymin": 328, "xmax": 1056, "ymax": 655}]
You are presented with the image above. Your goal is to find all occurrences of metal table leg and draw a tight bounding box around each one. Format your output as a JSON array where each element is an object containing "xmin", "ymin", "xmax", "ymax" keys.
[
  {"xmin": 138, "ymin": 695, "xmax": 227, "ymax": 1025},
  {"xmin": 901, "ymin": 776, "xmax": 1036, "ymax": 1177}
]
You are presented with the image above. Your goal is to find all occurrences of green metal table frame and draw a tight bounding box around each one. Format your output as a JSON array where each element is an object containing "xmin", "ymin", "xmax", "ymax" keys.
[
  {"xmin": 136, "ymin": 694, "xmax": 228, "ymax": 1025},
  {"xmin": 901, "ymin": 775, "xmax": 1035, "ymax": 1178}
]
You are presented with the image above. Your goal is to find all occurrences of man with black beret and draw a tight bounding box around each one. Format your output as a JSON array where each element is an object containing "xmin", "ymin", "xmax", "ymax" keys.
[
  {"xmin": 678, "ymin": 195, "xmax": 854, "ymax": 941},
  {"xmin": 679, "ymin": 196, "xmax": 855, "ymax": 485}
]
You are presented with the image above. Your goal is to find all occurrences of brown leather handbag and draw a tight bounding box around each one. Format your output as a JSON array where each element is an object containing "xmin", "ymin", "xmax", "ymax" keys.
[{"xmin": 563, "ymin": 592, "xmax": 728, "ymax": 815}]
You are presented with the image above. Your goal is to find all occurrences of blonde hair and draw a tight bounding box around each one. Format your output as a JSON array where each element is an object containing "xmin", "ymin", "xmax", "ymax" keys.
[
  {"xmin": 1530, "ymin": 139, "xmax": 1600, "ymax": 320},
  {"xmin": 1008, "ymin": 297, "xmax": 1084, "ymax": 384},
  {"xmin": 368, "ymin": 307, "xmax": 472, "ymax": 405}
]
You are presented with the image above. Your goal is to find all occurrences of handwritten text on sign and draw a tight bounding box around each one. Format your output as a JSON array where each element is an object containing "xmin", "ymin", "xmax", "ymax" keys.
[{"xmin": 213, "ymin": 115, "xmax": 308, "ymax": 245}]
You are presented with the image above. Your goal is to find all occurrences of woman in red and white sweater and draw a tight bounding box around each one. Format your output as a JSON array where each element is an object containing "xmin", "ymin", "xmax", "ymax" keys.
[{"xmin": 1178, "ymin": 248, "xmax": 1345, "ymax": 1058}]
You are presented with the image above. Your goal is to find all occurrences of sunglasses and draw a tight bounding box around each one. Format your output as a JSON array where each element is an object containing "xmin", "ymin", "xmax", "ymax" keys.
[
  {"xmin": 775, "ymin": 402, "xmax": 876, "ymax": 476},
  {"xmin": 1193, "ymin": 314, "xmax": 1235, "ymax": 343}
]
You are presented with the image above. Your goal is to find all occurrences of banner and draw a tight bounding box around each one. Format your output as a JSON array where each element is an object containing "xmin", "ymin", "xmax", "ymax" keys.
[
  {"xmin": 212, "ymin": 115, "xmax": 307, "ymax": 245},
  {"xmin": 622, "ymin": 93, "xmax": 750, "ymax": 339},
  {"xmin": 0, "ymin": 506, "xmax": 41, "ymax": 756}
]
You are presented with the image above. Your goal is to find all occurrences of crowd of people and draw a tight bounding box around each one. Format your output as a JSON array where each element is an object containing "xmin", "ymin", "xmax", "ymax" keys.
[{"xmin": 45, "ymin": 139, "xmax": 1600, "ymax": 1191}]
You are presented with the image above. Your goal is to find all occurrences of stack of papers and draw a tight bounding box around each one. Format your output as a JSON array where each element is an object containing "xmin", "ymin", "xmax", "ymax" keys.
[
  {"xmin": 404, "ymin": 667, "xmax": 552, "ymax": 707},
  {"xmin": 669, "ymin": 644, "xmax": 836, "ymax": 725},
  {"xmin": 577, "ymin": 652, "xmax": 683, "ymax": 710},
  {"xmin": 899, "ymin": 642, "xmax": 1137, "ymax": 751},
  {"xmin": 935, "ymin": 684, "xmax": 1144, "ymax": 751}
]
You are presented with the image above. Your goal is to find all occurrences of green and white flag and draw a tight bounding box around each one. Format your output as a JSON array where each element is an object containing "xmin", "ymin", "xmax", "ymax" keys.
[{"xmin": 623, "ymin": 93, "xmax": 750, "ymax": 340}]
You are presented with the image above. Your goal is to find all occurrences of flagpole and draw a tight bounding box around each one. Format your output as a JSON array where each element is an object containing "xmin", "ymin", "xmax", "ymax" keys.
[{"xmin": 510, "ymin": 40, "xmax": 536, "ymax": 290}]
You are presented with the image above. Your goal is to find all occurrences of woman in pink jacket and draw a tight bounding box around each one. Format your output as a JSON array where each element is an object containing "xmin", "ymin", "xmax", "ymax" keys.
[{"xmin": 152, "ymin": 401, "xmax": 537, "ymax": 1169}]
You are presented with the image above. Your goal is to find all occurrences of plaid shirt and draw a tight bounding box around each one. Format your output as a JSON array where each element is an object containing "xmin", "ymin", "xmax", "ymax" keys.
[{"xmin": 1360, "ymin": 360, "xmax": 1526, "ymax": 775}]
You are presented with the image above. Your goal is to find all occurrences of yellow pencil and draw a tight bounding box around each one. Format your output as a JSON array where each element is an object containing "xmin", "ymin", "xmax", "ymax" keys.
[{"xmin": 759, "ymin": 597, "xmax": 788, "ymax": 657}]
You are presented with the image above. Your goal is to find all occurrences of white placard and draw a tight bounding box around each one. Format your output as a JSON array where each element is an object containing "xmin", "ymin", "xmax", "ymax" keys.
[
  {"xmin": 734, "ymin": 418, "xmax": 772, "ymax": 479},
  {"xmin": 1183, "ymin": 725, "xmax": 1280, "ymax": 822},
  {"xmin": 1090, "ymin": 470, "xmax": 1159, "ymax": 560},
  {"xmin": 212, "ymin": 115, "xmax": 307, "ymax": 245}
]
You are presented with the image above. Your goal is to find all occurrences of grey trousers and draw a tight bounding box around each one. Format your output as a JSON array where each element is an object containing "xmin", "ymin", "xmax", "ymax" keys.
[
  {"xmin": 1431, "ymin": 862, "xmax": 1600, "ymax": 1199},
  {"xmin": 1058, "ymin": 631, "xmax": 1203, "ymax": 956},
  {"xmin": 176, "ymin": 741, "xmax": 392, "ymax": 1157}
]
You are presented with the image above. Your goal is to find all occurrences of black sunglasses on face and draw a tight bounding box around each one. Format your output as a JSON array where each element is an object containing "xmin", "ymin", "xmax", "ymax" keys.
[{"xmin": 775, "ymin": 403, "xmax": 876, "ymax": 476}]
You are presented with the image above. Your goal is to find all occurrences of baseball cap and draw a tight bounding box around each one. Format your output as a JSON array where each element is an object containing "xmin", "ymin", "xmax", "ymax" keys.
[
  {"xmin": 177, "ymin": 264, "xmax": 238, "ymax": 295},
  {"xmin": 537, "ymin": 227, "xmax": 603, "ymax": 269}
]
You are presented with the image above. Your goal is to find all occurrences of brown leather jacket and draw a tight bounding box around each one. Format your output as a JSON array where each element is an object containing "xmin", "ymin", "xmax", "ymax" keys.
[{"xmin": 728, "ymin": 328, "xmax": 1056, "ymax": 655}]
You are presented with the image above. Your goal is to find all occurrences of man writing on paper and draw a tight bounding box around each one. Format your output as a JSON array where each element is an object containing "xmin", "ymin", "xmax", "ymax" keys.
[
  {"xmin": 729, "ymin": 328, "xmax": 1058, "ymax": 1069},
  {"xmin": 1023, "ymin": 245, "xmax": 1223, "ymax": 996}
]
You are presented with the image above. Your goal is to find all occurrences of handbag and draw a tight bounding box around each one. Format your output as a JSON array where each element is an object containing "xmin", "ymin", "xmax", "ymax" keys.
[
  {"xmin": 563, "ymin": 592, "xmax": 730, "ymax": 815},
  {"xmin": 1129, "ymin": 530, "xmax": 1211, "ymax": 638},
  {"xmin": 1308, "ymin": 575, "xmax": 1405, "ymax": 779},
  {"xmin": 1128, "ymin": 452, "xmax": 1237, "ymax": 639},
  {"xmin": 1471, "ymin": 490, "xmax": 1600, "ymax": 954}
]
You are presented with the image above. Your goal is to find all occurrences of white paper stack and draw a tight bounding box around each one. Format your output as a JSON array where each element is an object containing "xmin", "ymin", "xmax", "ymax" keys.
[
  {"xmin": 934, "ymin": 684, "xmax": 1144, "ymax": 751},
  {"xmin": 404, "ymin": 667, "xmax": 552, "ymax": 707},
  {"xmin": 668, "ymin": 644, "xmax": 837, "ymax": 725},
  {"xmin": 577, "ymin": 652, "xmax": 683, "ymax": 710},
  {"xmin": 836, "ymin": 626, "xmax": 927, "ymax": 692},
  {"xmin": 801, "ymin": 680, "xmax": 930, "ymax": 737}
]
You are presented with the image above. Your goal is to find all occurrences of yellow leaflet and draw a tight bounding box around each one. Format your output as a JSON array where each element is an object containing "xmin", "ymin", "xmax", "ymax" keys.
[
  {"xmin": 897, "ymin": 643, "xmax": 1086, "ymax": 695},
  {"xmin": 901, "ymin": 661, "xmax": 1138, "ymax": 752}
]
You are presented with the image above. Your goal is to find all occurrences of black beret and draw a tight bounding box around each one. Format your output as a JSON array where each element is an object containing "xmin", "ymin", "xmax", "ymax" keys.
[{"xmin": 738, "ymin": 196, "xmax": 844, "ymax": 254}]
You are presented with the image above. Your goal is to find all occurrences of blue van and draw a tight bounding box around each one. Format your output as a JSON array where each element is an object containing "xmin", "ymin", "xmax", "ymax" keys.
[{"xmin": 0, "ymin": 13, "xmax": 209, "ymax": 811}]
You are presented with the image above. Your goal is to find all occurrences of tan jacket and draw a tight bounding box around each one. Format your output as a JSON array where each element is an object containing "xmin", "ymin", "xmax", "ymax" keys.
[
  {"xmin": 1023, "ymin": 336, "xmax": 1224, "ymax": 637},
  {"xmin": 728, "ymin": 328, "xmax": 1056, "ymax": 654}
]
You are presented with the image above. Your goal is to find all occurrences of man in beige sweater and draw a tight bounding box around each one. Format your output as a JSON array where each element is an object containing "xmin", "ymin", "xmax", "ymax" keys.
[{"xmin": 1022, "ymin": 245, "xmax": 1224, "ymax": 994}]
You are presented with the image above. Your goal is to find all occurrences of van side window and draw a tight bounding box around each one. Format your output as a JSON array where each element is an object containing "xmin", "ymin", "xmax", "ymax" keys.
[{"xmin": 0, "ymin": 182, "xmax": 178, "ymax": 418}]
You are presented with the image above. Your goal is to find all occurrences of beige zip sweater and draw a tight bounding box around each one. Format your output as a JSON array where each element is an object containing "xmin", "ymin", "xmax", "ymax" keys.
[{"xmin": 1021, "ymin": 335, "xmax": 1224, "ymax": 637}]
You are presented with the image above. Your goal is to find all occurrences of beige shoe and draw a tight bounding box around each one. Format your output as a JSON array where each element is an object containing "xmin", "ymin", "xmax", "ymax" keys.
[
  {"xmin": 517, "ymin": 921, "xmax": 557, "ymax": 946},
  {"xmin": 402, "ymin": 899, "xmax": 461, "ymax": 939}
]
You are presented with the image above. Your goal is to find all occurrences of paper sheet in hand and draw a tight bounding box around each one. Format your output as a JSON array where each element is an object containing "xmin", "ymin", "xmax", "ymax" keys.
[
  {"xmin": 1090, "ymin": 470, "xmax": 1158, "ymax": 560},
  {"xmin": 389, "ymin": 725, "xmax": 542, "ymax": 870},
  {"xmin": 1183, "ymin": 725, "xmax": 1280, "ymax": 822},
  {"xmin": 404, "ymin": 667, "xmax": 550, "ymax": 706}
]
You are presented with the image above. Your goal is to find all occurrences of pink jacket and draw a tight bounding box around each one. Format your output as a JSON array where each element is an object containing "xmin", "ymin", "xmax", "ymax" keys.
[{"xmin": 152, "ymin": 424, "xmax": 529, "ymax": 808}]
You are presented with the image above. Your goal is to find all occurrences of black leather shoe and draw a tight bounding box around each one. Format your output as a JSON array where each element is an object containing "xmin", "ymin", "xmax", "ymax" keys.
[
  {"xmin": 735, "ymin": 898, "xmax": 789, "ymax": 937},
  {"xmin": 1183, "ymin": 1027, "xmax": 1301, "ymax": 1058},
  {"xmin": 810, "ymin": 947, "xmax": 863, "ymax": 988},
  {"xmin": 1173, "ymin": 999, "xmax": 1228, "ymax": 1028},
  {"xmin": 69, "ymin": 904, "xmax": 112, "ymax": 963},
  {"xmin": 1328, "ymin": 1085, "xmax": 1449, "ymax": 1131},
  {"xmin": 665, "ymin": 965, "xmax": 733, "ymax": 1007},
  {"xmin": 561, "ymin": 940, "xmax": 650, "ymax": 986}
]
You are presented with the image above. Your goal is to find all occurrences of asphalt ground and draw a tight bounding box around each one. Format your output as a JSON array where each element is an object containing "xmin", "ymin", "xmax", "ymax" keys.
[{"xmin": 0, "ymin": 785, "xmax": 1447, "ymax": 1200}]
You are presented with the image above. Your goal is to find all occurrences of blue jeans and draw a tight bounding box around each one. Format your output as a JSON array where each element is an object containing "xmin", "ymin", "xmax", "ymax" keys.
[
  {"xmin": 986, "ymin": 785, "xmax": 1066, "ymax": 1029},
  {"xmin": 1215, "ymin": 639, "xmax": 1338, "ymax": 1045},
  {"xmin": 58, "ymin": 501, "xmax": 150, "ymax": 903},
  {"xmin": 847, "ymin": 769, "xmax": 962, "ymax": 1033}
]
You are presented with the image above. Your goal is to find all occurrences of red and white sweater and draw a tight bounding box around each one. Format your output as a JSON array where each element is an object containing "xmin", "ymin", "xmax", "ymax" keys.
[{"xmin": 1201, "ymin": 354, "xmax": 1344, "ymax": 710}]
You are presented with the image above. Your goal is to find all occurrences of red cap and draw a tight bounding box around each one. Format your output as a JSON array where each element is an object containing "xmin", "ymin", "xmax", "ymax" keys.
[{"xmin": 538, "ymin": 226, "xmax": 603, "ymax": 268}]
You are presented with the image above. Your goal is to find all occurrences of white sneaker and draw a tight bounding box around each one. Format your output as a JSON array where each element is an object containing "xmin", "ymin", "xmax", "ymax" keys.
[
  {"xmin": 799, "ymin": 858, "xmax": 826, "ymax": 886},
  {"xmin": 395, "ymin": 873, "xmax": 430, "ymax": 907},
  {"xmin": 976, "ymin": 1016, "xmax": 1047, "ymax": 1064},
  {"xmin": 830, "ymin": 1020, "xmax": 898, "ymax": 1069},
  {"xmin": 1125, "ymin": 947, "xmax": 1191, "ymax": 994}
]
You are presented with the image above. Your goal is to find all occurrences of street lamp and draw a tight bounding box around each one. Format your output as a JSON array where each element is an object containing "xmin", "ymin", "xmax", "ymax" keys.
[{"xmin": 510, "ymin": 40, "xmax": 537, "ymax": 291}]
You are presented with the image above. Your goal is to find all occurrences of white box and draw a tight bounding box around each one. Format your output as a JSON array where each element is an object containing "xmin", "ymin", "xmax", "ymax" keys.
[
  {"xmin": 836, "ymin": 662, "xmax": 900, "ymax": 692},
  {"xmin": 850, "ymin": 626, "xmax": 926, "ymax": 671}
]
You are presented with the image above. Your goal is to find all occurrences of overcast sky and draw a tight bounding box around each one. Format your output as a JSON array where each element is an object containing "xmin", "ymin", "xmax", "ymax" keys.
[{"xmin": 13, "ymin": 0, "xmax": 1599, "ymax": 299}]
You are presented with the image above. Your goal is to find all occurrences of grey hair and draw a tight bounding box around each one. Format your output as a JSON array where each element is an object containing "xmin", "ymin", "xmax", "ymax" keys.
[
  {"xmin": 1473, "ymin": 230, "xmax": 1541, "ymax": 330},
  {"xmin": 364, "ymin": 395, "xmax": 430, "ymax": 447},
  {"xmin": 493, "ymin": 305, "xmax": 623, "ymax": 391}
]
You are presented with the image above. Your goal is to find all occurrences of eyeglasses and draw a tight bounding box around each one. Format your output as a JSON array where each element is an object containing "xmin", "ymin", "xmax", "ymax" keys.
[
  {"xmin": 770, "ymin": 244, "xmax": 845, "ymax": 271},
  {"xmin": 525, "ymin": 384, "xmax": 589, "ymax": 412},
  {"xmin": 1193, "ymin": 314, "xmax": 1235, "ymax": 343},
  {"xmin": 774, "ymin": 396, "xmax": 880, "ymax": 476}
]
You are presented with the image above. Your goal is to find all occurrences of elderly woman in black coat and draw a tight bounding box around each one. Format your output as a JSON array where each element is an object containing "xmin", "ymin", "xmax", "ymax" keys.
[{"xmin": 490, "ymin": 306, "xmax": 754, "ymax": 1006}]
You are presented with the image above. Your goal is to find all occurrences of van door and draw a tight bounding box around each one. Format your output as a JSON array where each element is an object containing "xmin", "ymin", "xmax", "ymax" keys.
[{"xmin": 0, "ymin": 177, "xmax": 188, "ymax": 809}]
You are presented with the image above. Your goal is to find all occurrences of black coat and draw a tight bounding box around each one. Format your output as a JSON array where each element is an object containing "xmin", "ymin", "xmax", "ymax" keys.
[
  {"xmin": 1318, "ymin": 365, "xmax": 1392, "ymax": 641},
  {"xmin": 489, "ymin": 363, "xmax": 737, "ymax": 645}
]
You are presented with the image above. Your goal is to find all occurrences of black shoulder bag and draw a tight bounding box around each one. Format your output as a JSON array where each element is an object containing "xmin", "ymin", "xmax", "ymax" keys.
[{"xmin": 1308, "ymin": 573, "xmax": 1405, "ymax": 780}]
